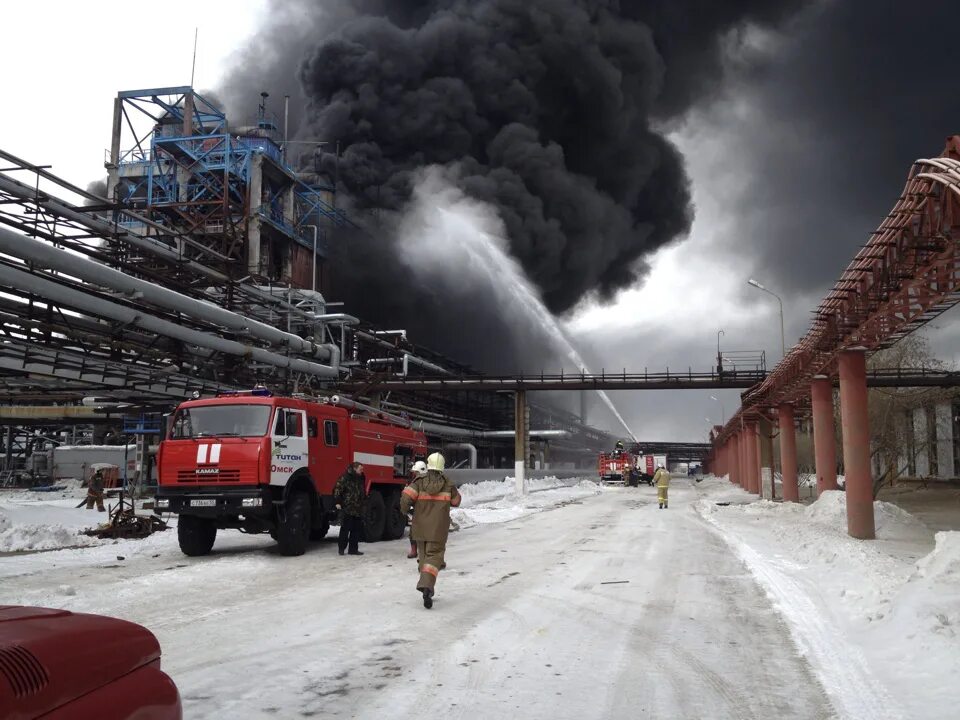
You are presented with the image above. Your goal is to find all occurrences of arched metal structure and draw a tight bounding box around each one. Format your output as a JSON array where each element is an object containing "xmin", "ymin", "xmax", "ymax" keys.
[{"xmin": 709, "ymin": 136, "xmax": 960, "ymax": 537}]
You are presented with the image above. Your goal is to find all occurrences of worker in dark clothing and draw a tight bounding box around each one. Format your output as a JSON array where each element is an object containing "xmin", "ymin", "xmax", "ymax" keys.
[
  {"xmin": 85, "ymin": 469, "xmax": 106, "ymax": 512},
  {"xmin": 334, "ymin": 462, "xmax": 367, "ymax": 556},
  {"xmin": 400, "ymin": 452, "xmax": 461, "ymax": 609},
  {"xmin": 613, "ymin": 440, "xmax": 624, "ymax": 456}
]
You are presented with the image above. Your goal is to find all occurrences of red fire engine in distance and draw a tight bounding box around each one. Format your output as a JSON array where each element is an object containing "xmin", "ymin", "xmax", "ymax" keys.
[{"xmin": 155, "ymin": 388, "xmax": 427, "ymax": 557}]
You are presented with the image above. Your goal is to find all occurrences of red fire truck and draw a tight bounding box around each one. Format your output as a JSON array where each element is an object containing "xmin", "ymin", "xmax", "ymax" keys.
[
  {"xmin": 598, "ymin": 451, "xmax": 638, "ymax": 484},
  {"xmin": 155, "ymin": 389, "xmax": 427, "ymax": 557}
]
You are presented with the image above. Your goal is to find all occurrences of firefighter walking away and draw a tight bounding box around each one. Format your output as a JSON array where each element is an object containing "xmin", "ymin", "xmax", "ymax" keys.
[
  {"xmin": 654, "ymin": 465, "xmax": 670, "ymax": 509},
  {"xmin": 400, "ymin": 452, "xmax": 461, "ymax": 609},
  {"xmin": 85, "ymin": 469, "xmax": 106, "ymax": 512}
]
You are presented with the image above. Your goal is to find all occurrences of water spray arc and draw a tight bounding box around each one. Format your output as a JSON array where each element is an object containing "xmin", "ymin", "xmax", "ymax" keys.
[{"xmin": 398, "ymin": 170, "xmax": 637, "ymax": 442}]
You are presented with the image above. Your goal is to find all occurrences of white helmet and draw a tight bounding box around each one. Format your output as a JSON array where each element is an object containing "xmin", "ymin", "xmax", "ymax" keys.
[
  {"xmin": 426, "ymin": 452, "xmax": 445, "ymax": 471},
  {"xmin": 411, "ymin": 460, "xmax": 427, "ymax": 476}
]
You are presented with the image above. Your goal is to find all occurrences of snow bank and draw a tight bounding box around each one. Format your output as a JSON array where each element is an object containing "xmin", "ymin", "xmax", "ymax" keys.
[
  {"xmin": 0, "ymin": 494, "xmax": 100, "ymax": 553},
  {"xmin": 695, "ymin": 480, "xmax": 960, "ymax": 720},
  {"xmin": 916, "ymin": 530, "xmax": 960, "ymax": 585},
  {"xmin": 0, "ymin": 517, "xmax": 97, "ymax": 553},
  {"xmin": 451, "ymin": 477, "xmax": 601, "ymax": 529},
  {"xmin": 804, "ymin": 490, "xmax": 928, "ymax": 540}
]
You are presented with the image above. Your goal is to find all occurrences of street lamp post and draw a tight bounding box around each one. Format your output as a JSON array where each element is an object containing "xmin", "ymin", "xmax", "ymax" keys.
[
  {"xmin": 747, "ymin": 278, "xmax": 786, "ymax": 358},
  {"xmin": 716, "ymin": 329, "xmax": 725, "ymax": 375},
  {"xmin": 710, "ymin": 395, "xmax": 725, "ymax": 424}
]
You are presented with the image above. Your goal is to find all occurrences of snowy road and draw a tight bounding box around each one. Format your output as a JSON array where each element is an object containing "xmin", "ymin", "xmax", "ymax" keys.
[{"xmin": 2, "ymin": 480, "xmax": 834, "ymax": 719}]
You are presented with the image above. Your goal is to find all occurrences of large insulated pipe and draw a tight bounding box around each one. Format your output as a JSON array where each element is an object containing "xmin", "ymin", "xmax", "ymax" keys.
[
  {"xmin": 415, "ymin": 420, "xmax": 569, "ymax": 440},
  {"xmin": 0, "ymin": 174, "xmax": 228, "ymax": 278},
  {"xmin": 0, "ymin": 174, "xmax": 325, "ymax": 329},
  {"xmin": 0, "ymin": 226, "xmax": 327, "ymax": 359},
  {"xmin": 445, "ymin": 442, "xmax": 478, "ymax": 469},
  {"xmin": 416, "ymin": 421, "xmax": 479, "ymax": 438},
  {"xmin": 327, "ymin": 395, "xmax": 412, "ymax": 428},
  {"xmin": 0, "ymin": 263, "xmax": 338, "ymax": 377},
  {"xmin": 479, "ymin": 429, "xmax": 570, "ymax": 438},
  {"xmin": 355, "ymin": 331, "xmax": 451, "ymax": 375}
]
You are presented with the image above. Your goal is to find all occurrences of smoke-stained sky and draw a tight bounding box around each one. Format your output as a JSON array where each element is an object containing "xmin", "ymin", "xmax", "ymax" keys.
[
  {"xmin": 221, "ymin": 0, "xmax": 808, "ymax": 371},
  {"xmin": 572, "ymin": 0, "xmax": 960, "ymax": 439},
  {"xmin": 701, "ymin": 0, "xmax": 960, "ymax": 297},
  {"xmin": 220, "ymin": 0, "xmax": 960, "ymax": 438}
]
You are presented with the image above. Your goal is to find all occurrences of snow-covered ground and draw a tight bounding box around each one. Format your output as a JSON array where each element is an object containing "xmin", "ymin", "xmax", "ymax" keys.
[
  {"xmin": 451, "ymin": 476, "xmax": 601, "ymax": 527},
  {"xmin": 0, "ymin": 476, "xmax": 598, "ymax": 555},
  {"xmin": 2, "ymin": 475, "xmax": 957, "ymax": 718},
  {"xmin": 695, "ymin": 476, "xmax": 960, "ymax": 720}
]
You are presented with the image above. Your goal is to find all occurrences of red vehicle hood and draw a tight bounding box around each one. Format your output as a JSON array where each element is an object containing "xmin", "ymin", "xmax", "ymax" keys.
[
  {"xmin": 159, "ymin": 438, "xmax": 263, "ymax": 485},
  {"xmin": 0, "ymin": 605, "xmax": 162, "ymax": 719}
]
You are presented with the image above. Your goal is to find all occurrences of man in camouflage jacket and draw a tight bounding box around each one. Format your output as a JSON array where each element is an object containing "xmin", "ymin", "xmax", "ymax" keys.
[
  {"xmin": 334, "ymin": 462, "xmax": 367, "ymax": 555},
  {"xmin": 400, "ymin": 452, "xmax": 461, "ymax": 608}
]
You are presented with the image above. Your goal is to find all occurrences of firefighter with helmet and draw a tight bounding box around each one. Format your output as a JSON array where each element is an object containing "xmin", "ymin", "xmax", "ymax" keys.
[
  {"xmin": 654, "ymin": 464, "xmax": 671, "ymax": 509},
  {"xmin": 85, "ymin": 468, "xmax": 106, "ymax": 512},
  {"xmin": 400, "ymin": 451, "xmax": 461, "ymax": 609},
  {"xmin": 406, "ymin": 460, "xmax": 428, "ymax": 559}
]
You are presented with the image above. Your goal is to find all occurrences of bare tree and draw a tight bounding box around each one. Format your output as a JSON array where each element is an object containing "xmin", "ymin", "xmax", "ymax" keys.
[{"xmin": 866, "ymin": 335, "xmax": 955, "ymax": 497}]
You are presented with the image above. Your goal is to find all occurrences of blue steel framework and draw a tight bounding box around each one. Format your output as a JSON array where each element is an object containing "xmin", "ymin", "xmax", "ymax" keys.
[{"xmin": 107, "ymin": 86, "xmax": 349, "ymax": 285}]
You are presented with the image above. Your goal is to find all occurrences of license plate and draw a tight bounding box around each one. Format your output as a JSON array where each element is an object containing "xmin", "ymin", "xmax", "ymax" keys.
[{"xmin": 190, "ymin": 499, "xmax": 216, "ymax": 507}]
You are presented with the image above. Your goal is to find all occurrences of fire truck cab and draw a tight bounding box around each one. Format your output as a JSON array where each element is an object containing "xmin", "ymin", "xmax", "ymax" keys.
[{"xmin": 155, "ymin": 389, "xmax": 427, "ymax": 557}]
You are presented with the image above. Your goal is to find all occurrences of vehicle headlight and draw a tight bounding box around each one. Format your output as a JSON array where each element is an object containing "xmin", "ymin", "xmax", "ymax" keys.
[
  {"xmin": 241, "ymin": 497, "xmax": 263, "ymax": 508},
  {"xmin": 156, "ymin": 498, "xmax": 170, "ymax": 509}
]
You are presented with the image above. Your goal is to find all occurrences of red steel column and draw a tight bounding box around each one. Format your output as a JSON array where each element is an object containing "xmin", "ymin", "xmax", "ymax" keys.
[
  {"xmin": 736, "ymin": 433, "xmax": 745, "ymax": 487},
  {"xmin": 744, "ymin": 422, "xmax": 760, "ymax": 494},
  {"xmin": 810, "ymin": 376, "xmax": 839, "ymax": 495},
  {"xmin": 839, "ymin": 350, "xmax": 876, "ymax": 539},
  {"xmin": 778, "ymin": 404, "xmax": 800, "ymax": 503},
  {"xmin": 731, "ymin": 432, "xmax": 742, "ymax": 486},
  {"xmin": 742, "ymin": 428, "xmax": 751, "ymax": 491}
]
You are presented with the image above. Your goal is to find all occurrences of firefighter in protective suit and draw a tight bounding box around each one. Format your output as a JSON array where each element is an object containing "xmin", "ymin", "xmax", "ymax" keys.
[
  {"xmin": 400, "ymin": 452, "xmax": 461, "ymax": 609},
  {"xmin": 654, "ymin": 465, "xmax": 670, "ymax": 509},
  {"xmin": 85, "ymin": 469, "xmax": 106, "ymax": 512}
]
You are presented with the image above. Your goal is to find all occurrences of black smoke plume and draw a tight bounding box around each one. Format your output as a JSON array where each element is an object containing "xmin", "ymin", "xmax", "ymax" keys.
[
  {"xmin": 224, "ymin": 0, "xmax": 807, "ymax": 371},
  {"xmin": 695, "ymin": 1, "xmax": 960, "ymax": 299}
]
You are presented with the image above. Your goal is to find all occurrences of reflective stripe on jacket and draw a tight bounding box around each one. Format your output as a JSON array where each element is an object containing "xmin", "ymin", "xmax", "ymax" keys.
[{"xmin": 400, "ymin": 470, "xmax": 461, "ymax": 542}]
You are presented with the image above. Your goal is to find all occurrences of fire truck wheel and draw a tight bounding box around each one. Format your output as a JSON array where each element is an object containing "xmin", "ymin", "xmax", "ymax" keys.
[
  {"xmin": 309, "ymin": 514, "xmax": 330, "ymax": 541},
  {"xmin": 362, "ymin": 490, "xmax": 386, "ymax": 543},
  {"xmin": 382, "ymin": 490, "xmax": 406, "ymax": 541},
  {"xmin": 277, "ymin": 492, "xmax": 311, "ymax": 556},
  {"xmin": 178, "ymin": 515, "xmax": 217, "ymax": 557}
]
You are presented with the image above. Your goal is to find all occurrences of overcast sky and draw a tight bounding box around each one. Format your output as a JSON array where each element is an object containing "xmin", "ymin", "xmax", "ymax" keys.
[{"xmin": 4, "ymin": 1, "xmax": 960, "ymax": 443}]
